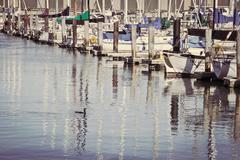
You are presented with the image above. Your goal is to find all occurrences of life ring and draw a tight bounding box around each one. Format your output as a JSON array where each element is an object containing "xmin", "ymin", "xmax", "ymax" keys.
[{"xmin": 90, "ymin": 36, "xmax": 97, "ymax": 44}]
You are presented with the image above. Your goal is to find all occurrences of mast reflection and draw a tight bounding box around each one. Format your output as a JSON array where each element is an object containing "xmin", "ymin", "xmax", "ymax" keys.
[
  {"xmin": 234, "ymin": 94, "xmax": 240, "ymax": 140},
  {"xmin": 170, "ymin": 95, "xmax": 179, "ymax": 132},
  {"xmin": 112, "ymin": 65, "xmax": 118, "ymax": 100}
]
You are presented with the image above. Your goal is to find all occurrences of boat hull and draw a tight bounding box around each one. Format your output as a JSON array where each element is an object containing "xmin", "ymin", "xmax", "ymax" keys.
[
  {"xmin": 212, "ymin": 58, "xmax": 236, "ymax": 79},
  {"xmin": 163, "ymin": 52, "xmax": 205, "ymax": 75}
]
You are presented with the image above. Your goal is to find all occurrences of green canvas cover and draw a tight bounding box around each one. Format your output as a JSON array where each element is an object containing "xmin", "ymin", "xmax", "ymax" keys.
[{"xmin": 56, "ymin": 11, "xmax": 90, "ymax": 24}]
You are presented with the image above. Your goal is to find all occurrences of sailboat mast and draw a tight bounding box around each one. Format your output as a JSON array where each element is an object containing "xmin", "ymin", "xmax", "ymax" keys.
[
  {"xmin": 168, "ymin": 0, "xmax": 172, "ymax": 20},
  {"xmin": 124, "ymin": 0, "xmax": 128, "ymax": 24},
  {"xmin": 213, "ymin": 0, "xmax": 217, "ymax": 31},
  {"xmin": 102, "ymin": 0, "xmax": 105, "ymax": 14},
  {"xmin": 174, "ymin": 0, "xmax": 177, "ymax": 18},
  {"xmin": 56, "ymin": 0, "xmax": 59, "ymax": 12},
  {"xmin": 158, "ymin": 0, "xmax": 161, "ymax": 18}
]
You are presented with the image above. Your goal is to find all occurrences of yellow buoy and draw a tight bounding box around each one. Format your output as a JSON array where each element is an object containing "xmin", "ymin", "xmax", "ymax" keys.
[{"xmin": 90, "ymin": 36, "xmax": 97, "ymax": 44}]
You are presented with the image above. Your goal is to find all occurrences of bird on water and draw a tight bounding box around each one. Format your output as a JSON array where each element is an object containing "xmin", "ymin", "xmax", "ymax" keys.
[{"xmin": 75, "ymin": 108, "xmax": 86, "ymax": 117}]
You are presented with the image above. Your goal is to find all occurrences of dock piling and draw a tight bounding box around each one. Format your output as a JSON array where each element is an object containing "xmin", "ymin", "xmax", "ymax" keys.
[
  {"xmin": 131, "ymin": 25, "xmax": 137, "ymax": 60},
  {"xmin": 205, "ymin": 28, "xmax": 212, "ymax": 72},
  {"xmin": 173, "ymin": 18, "xmax": 181, "ymax": 52},
  {"xmin": 84, "ymin": 20, "xmax": 90, "ymax": 48},
  {"xmin": 148, "ymin": 26, "xmax": 154, "ymax": 60},
  {"xmin": 97, "ymin": 22, "xmax": 103, "ymax": 53},
  {"xmin": 113, "ymin": 21, "xmax": 119, "ymax": 53},
  {"xmin": 72, "ymin": 20, "xmax": 77, "ymax": 48}
]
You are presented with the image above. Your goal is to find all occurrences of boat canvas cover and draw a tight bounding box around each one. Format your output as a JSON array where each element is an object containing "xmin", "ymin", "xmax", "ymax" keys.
[
  {"xmin": 103, "ymin": 29, "xmax": 132, "ymax": 41},
  {"xmin": 0, "ymin": 8, "xmax": 14, "ymax": 14},
  {"xmin": 38, "ymin": 6, "xmax": 70, "ymax": 18},
  {"xmin": 213, "ymin": 9, "xmax": 240, "ymax": 25},
  {"xmin": 56, "ymin": 11, "xmax": 90, "ymax": 24}
]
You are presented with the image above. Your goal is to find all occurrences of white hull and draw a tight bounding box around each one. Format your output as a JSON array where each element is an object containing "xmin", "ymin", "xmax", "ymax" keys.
[
  {"xmin": 212, "ymin": 58, "xmax": 236, "ymax": 79},
  {"xmin": 163, "ymin": 52, "xmax": 205, "ymax": 75},
  {"xmin": 102, "ymin": 36, "xmax": 172, "ymax": 52}
]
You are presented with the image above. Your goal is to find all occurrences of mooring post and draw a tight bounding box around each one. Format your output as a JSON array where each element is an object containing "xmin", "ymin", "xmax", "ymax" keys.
[
  {"xmin": 7, "ymin": 11, "xmax": 11, "ymax": 32},
  {"xmin": 148, "ymin": 26, "xmax": 154, "ymax": 60},
  {"xmin": 72, "ymin": 0, "xmax": 77, "ymax": 48},
  {"xmin": 52, "ymin": 17, "xmax": 56, "ymax": 33},
  {"xmin": 23, "ymin": 11, "xmax": 28, "ymax": 35},
  {"xmin": 17, "ymin": 0, "xmax": 21, "ymax": 32},
  {"xmin": 98, "ymin": 22, "xmax": 103, "ymax": 52},
  {"xmin": 62, "ymin": 17, "xmax": 66, "ymax": 43},
  {"xmin": 131, "ymin": 25, "xmax": 137, "ymax": 60},
  {"xmin": 35, "ymin": 15, "xmax": 39, "ymax": 30},
  {"xmin": 17, "ymin": 12, "xmax": 20, "ymax": 31},
  {"xmin": 173, "ymin": 18, "xmax": 181, "ymax": 52},
  {"xmin": 237, "ymin": 30, "xmax": 240, "ymax": 78},
  {"xmin": 44, "ymin": 0, "xmax": 49, "ymax": 32},
  {"xmin": 29, "ymin": 13, "xmax": 33, "ymax": 32},
  {"xmin": 11, "ymin": 5, "xmax": 15, "ymax": 30},
  {"xmin": 205, "ymin": 28, "xmax": 212, "ymax": 72},
  {"xmin": 84, "ymin": 20, "xmax": 89, "ymax": 48},
  {"xmin": 113, "ymin": 21, "xmax": 119, "ymax": 53},
  {"xmin": 2, "ymin": 0, "xmax": 6, "ymax": 22},
  {"xmin": 72, "ymin": 20, "xmax": 77, "ymax": 48}
]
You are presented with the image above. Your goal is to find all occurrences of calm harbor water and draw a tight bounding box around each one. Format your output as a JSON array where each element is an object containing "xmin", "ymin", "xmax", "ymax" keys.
[{"xmin": 0, "ymin": 33, "xmax": 239, "ymax": 160}]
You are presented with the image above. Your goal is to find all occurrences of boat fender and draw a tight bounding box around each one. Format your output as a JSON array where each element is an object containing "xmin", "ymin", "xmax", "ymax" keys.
[{"xmin": 90, "ymin": 36, "xmax": 97, "ymax": 44}]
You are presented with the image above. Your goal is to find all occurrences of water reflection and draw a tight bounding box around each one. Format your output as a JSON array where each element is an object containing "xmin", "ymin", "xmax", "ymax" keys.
[
  {"xmin": 112, "ymin": 65, "xmax": 118, "ymax": 100},
  {"xmin": 170, "ymin": 95, "xmax": 179, "ymax": 132},
  {"xmin": 0, "ymin": 34, "xmax": 240, "ymax": 159},
  {"xmin": 235, "ymin": 95, "xmax": 240, "ymax": 140},
  {"xmin": 74, "ymin": 115, "xmax": 87, "ymax": 154}
]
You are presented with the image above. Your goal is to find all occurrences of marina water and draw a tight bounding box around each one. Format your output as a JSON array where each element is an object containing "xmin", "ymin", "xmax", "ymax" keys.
[{"xmin": 0, "ymin": 33, "xmax": 239, "ymax": 160}]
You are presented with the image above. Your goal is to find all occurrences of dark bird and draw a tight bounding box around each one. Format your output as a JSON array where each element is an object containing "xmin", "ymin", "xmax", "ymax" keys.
[{"xmin": 75, "ymin": 108, "xmax": 86, "ymax": 117}]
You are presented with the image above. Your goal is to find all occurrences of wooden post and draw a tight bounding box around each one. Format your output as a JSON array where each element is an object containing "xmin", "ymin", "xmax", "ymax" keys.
[
  {"xmin": 113, "ymin": 21, "xmax": 119, "ymax": 53},
  {"xmin": 62, "ymin": 17, "xmax": 66, "ymax": 43},
  {"xmin": 2, "ymin": 3, "xmax": 5, "ymax": 30},
  {"xmin": 44, "ymin": 0, "xmax": 49, "ymax": 32},
  {"xmin": 11, "ymin": 0, "xmax": 15, "ymax": 30},
  {"xmin": 72, "ymin": 20, "xmax": 77, "ymax": 48},
  {"xmin": 173, "ymin": 18, "xmax": 181, "ymax": 52},
  {"xmin": 148, "ymin": 26, "xmax": 154, "ymax": 60},
  {"xmin": 35, "ymin": 15, "xmax": 39, "ymax": 30},
  {"xmin": 29, "ymin": 13, "xmax": 33, "ymax": 31},
  {"xmin": 23, "ymin": 10, "xmax": 28, "ymax": 35},
  {"xmin": 131, "ymin": 25, "xmax": 137, "ymax": 60},
  {"xmin": 98, "ymin": 22, "xmax": 103, "ymax": 50},
  {"xmin": 72, "ymin": 0, "xmax": 77, "ymax": 48},
  {"xmin": 84, "ymin": 20, "xmax": 89, "ymax": 47},
  {"xmin": 205, "ymin": 28, "xmax": 212, "ymax": 72},
  {"xmin": 17, "ymin": 0, "xmax": 21, "ymax": 30},
  {"xmin": 237, "ymin": 30, "xmax": 240, "ymax": 78},
  {"xmin": 17, "ymin": 12, "xmax": 20, "ymax": 30},
  {"xmin": 213, "ymin": 0, "xmax": 216, "ymax": 31}
]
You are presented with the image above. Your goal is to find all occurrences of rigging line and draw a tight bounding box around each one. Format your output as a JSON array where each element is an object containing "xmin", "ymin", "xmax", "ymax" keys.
[
  {"xmin": 146, "ymin": 0, "xmax": 152, "ymax": 12},
  {"xmin": 37, "ymin": 0, "xmax": 42, "ymax": 10},
  {"xmin": 22, "ymin": 0, "xmax": 27, "ymax": 10}
]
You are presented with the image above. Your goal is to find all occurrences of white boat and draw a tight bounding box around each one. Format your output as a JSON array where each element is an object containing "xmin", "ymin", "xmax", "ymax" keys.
[
  {"xmin": 102, "ymin": 36, "xmax": 173, "ymax": 52},
  {"xmin": 212, "ymin": 55, "xmax": 236, "ymax": 79},
  {"xmin": 163, "ymin": 50, "xmax": 206, "ymax": 75}
]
